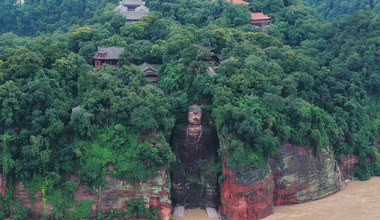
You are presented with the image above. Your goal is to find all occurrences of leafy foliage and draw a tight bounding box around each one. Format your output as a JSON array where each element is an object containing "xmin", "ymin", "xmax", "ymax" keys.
[{"xmin": 0, "ymin": 0, "xmax": 379, "ymax": 218}]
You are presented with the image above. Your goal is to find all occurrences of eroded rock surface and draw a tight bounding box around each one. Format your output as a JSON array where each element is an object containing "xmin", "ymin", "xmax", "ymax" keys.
[
  {"xmin": 220, "ymin": 161, "xmax": 274, "ymax": 220},
  {"xmin": 339, "ymin": 155, "xmax": 358, "ymax": 180},
  {"xmin": 171, "ymin": 105, "xmax": 219, "ymax": 209},
  {"xmin": 12, "ymin": 168, "xmax": 171, "ymax": 220},
  {"xmin": 269, "ymin": 144, "xmax": 340, "ymax": 205},
  {"xmin": 13, "ymin": 182, "xmax": 54, "ymax": 218},
  {"xmin": 0, "ymin": 173, "xmax": 6, "ymax": 197}
]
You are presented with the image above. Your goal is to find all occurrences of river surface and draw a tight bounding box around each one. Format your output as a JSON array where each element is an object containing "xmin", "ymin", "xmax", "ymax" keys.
[
  {"xmin": 173, "ymin": 208, "xmax": 218, "ymax": 220},
  {"xmin": 174, "ymin": 177, "xmax": 380, "ymax": 220},
  {"xmin": 266, "ymin": 177, "xmax": 380, "ymax": 220}
]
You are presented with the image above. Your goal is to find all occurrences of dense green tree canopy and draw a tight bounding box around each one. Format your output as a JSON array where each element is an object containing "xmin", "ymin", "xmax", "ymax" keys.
[{"xmin": 0, "ymin": 0, "xmax": 379, "ymax": 218}]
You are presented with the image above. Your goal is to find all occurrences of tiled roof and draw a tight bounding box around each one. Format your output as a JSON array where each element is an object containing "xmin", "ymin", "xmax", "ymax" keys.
[
  {"xmin": 121, "ymin": 0, "xmax": 143, "ymax": 6},
  {"xmin": 195, "ymin": 44, "xmax": 213, "ymax": 51},
  {"xmin": 251, "ymin": 12, "xmax": 271, "ymax": 20},
  {"xmin": 116, "ymin": 4, "xmax": 149, "ymax": 21},
  {"xmin": 139, "ymin": 62, "xmax": 161, "ymax": 75},
  {"xmin": 125, "ymin": 11, "xmax": 147, "ymax": 20},
  {"xmin": 94, "ymin": 47, "xmax": 125, "ymax": 59},
  {"xmin": 226, "ymin": 0, "xmax": 250, "ymax": 5}
]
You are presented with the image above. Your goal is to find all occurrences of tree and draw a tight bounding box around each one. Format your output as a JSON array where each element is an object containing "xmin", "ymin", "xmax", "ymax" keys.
[
  {"xmin": 7, "ymin": 47, "xmax": 43, "ymax": 81},
  {"xmin": 121, "ymin": 21, "xmax": 148, "ymax": 39},
  {"xmin": 69, "ymin": 27, "xmax": 94, "ymax": 52},
  {"xmin": 0, "ymin": 81, "xmax": 21, "ymax": 129}
]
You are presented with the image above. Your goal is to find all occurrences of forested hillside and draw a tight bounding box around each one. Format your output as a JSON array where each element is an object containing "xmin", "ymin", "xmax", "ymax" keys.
[
  {"xmin": 0, "ymin": 0, "xmax": 379, "ymax": 219},
  {"xmin": 307, "ymin": 0, "xmax": 380, "ymax": 20}
]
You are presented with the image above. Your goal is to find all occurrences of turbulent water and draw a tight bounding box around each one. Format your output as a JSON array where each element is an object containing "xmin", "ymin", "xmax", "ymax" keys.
[
  {"xmin": 175, "ymin": 177, "xmax": 380, "ymax": 220},
  {"xmin": 267, "ymin": 177, "xmax": 380, "ymax": 220}
]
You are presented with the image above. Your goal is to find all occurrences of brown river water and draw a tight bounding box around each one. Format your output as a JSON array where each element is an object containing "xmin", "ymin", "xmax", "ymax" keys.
[{"xmin": 174, "ymin": 177, "xmax": 380, "ymax": 220}]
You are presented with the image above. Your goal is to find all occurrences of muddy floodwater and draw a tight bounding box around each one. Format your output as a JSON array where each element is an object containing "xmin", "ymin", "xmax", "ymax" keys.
[
  {"xmin": 266, "ymin": 177, "xmax": 380, "ymax": 220},
  {"xmin": 174, "ymin": 177, "xmax": 380, "ymax": 220},
  {"xmin": 173, "ymin": 208, "xmax": 218, "ymax": 220}
]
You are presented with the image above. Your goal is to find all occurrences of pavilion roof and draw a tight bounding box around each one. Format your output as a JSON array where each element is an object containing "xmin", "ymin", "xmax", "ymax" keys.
[
  {"xmin": 93, "ymin": 47, "xmax": 124, "ymax": 59},
  {"xmin": 251, "ymin": 12, "xmax": 271, "ymax": 20},
  {"xmin": 226, "ymin": 0, "xmax": 250, "ymax": 5}
]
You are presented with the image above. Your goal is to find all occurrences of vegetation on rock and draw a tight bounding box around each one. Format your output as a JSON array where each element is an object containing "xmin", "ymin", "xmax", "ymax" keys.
[{"xmin": 0, "ymin": 0, "xmax": 379, "ymax": 218}]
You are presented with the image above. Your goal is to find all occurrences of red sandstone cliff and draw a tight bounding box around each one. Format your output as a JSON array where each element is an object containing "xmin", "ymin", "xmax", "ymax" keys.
[
  {"xmin": 12, "ymin": 168, "xmax": 172, "ymax": 220},
  {"xmin": 339, "ymin": 155, "xmax": 358, "ymax": 180},
  {"xmin": 8, "ymin": 142, "xmax": 356, "ymax": 220},
  {"xmin": 0, "ymin": 173, "xmax": 5, "ymax": 197},
  {"xmin": 220, "ymin": 144, "xmax": 341, "ymax": 220},
  {"xmin": 269, "ymin": 144, "xmax": 340, "ymax": 205},
  {"xmin": 220, "ymin": 161, "xmax": 274, "ymax": 220}
]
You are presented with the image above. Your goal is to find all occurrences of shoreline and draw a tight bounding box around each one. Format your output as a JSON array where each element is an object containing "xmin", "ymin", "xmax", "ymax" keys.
[
  {"xmin": 266, "ymin": 176, "xmax": 380, "ymax": 220},
  {"xmin": 173, "ymin": 177, "xmax": 380, "ymax": 220}
]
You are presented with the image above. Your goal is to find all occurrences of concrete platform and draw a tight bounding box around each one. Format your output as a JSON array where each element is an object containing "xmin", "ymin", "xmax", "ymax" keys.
[
  {"xmin": 173, "ymin": 206, "xmax": 185, "ymax": 218},
  {"xmin": 206, "ymin": 207, "xmax": 219, "ymax": 218}
]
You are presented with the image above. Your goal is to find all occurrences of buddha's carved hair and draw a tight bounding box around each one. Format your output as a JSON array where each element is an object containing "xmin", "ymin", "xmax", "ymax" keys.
[{"xmin": 189, "ymin": 104, "xmax": 202, "ymax": 113}]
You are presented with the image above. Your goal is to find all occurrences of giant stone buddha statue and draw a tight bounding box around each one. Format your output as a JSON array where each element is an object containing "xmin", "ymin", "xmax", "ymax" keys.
[{"xmin": 171, "ymin": 104, "xmax": 219, "ymax": 210}]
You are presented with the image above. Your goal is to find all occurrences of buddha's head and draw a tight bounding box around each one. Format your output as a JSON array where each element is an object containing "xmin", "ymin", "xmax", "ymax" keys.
[{"xmin": 188, "ymin": 105, "xmax": 202, "ymax": 125}]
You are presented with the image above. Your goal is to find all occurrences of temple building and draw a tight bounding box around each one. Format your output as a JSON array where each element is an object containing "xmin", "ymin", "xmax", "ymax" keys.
[
  {"xmin": 15, "ymin": 0, "xmax": 25, "ymax": 4},
  {"xmin": 225, "ymin": 0, "xmax": 272, "ymax": 27},
  {"xmin": 93, "ymin": 47, "xmax": 124, "ymax": 68},
  {"xmin": 251, "ymin": 12, "xmax": 272, "ymax": 27},
  {"xmin": 114, "ymin": 0, "xmax": 149, "ymax": 22},
  {"xmin": 226, "ymin": 0, "xmax": 250, "ymax": 4},
  {"xmin": 139, "ymin": 62, "xmax": 160, "ymax": 83}
]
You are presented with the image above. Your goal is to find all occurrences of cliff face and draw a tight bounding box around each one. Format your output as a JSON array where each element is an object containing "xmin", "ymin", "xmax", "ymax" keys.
[
  {"xmin": 339, "ymin": 155, "xmax": 358, "ymax": 180},
  {"xmin": 269, "ymin": 144, "xmax": 340, "ymax": 205},
  {"xmin": 12, "ymin": 168, "xmax": 172, "ymax": 220},
  {"xmin": 13, "ymin": 182, "xmax": 54, "ymax": 218},
  {"xmin": 220, "ymin": 143, "xmax": 341, "ymax": 220},
  {"xmin": 9, "ymin": 140, "xmax": 349, "ymax": 220},
  {"xmin": 220, "ymin": 161, "xmax": 274, "ymax": 220},
  {"xmin": 0, "ymin": 173, "xmax": 5, "ymax": 197},
  {"xmin": 171, "ymin": 123, "xmax": 219, "ymax": 208}
]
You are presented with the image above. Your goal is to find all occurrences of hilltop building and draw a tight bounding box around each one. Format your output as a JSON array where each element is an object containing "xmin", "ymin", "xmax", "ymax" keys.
[
  {"xmin": 93, "ymin": 47, "xmax": 124, "ymax": 68},
  {"xmin": 251, "ymin": 12, "xmax": 272, "ymax": 27},
  {"xmin": 225, "ymin": 0, "xmax": 272, "ymax": 27},
  {"xmin": 139, "ymin": 62, "xmax": 160, "ymax": 83},
  {"xmin": 114, "ymin": 0, "xmax": 149, "ymax": 22},
  {"xmin": 226, "ymin": 0, "xmax": 249, "ymax": 4},
  {"xmin": 195, "ymin": 44, "xmax": 223, "ymax": 64},
  {"xmin": 14, "ymin": 0, "xmax": 25, "ymax": 4}
]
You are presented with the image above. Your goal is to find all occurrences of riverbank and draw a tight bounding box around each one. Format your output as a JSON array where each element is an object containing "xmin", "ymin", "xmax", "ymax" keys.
[
  {"xmin": 266, "ymin": 176, "xmax": 380, "ymax": 220},
  {"xmin": 173, "ymin": 208, "xmax": 219, "ymax": 220},
  {"xmin": 173, "ymin": 177, "xmax": 380, "ymax": 220}
]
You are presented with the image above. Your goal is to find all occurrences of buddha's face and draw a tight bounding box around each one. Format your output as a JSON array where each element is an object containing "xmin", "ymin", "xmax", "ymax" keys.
[
  {"xmin": 187, "ymin": 124, "xmax": 202, "ymax": 137},
  {"xmin": 188, "ymin": 111, "xmax": 202, "ymax": 125}
]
